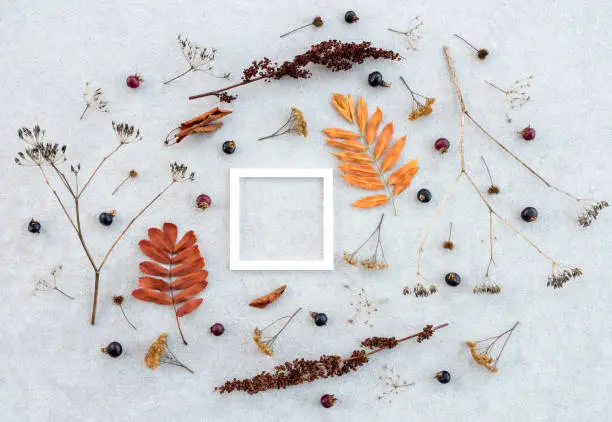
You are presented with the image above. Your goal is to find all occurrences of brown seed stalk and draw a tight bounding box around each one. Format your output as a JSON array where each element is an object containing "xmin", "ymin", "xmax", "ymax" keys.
[{"xmin": 280, "ymin": 16, "xmax": 324, "ymax": 38}]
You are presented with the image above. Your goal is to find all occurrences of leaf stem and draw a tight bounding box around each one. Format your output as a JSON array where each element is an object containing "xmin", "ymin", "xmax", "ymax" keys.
[{"xmin": 119, "ymin": 304, "xmax": 137, "ymax": 330}]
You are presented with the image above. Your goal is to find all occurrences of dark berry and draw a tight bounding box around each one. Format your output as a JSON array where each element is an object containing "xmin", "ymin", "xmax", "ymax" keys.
[
  {"xmin": 434, "ymin": 138, "xmax": 450, "ymax": 154},
  {"xmin": 126, "ymin": 74, "xmax": 143, "ymax": 89},
  {"xmin": 222, "ymin": 140, "xmax": 236, "ymax": 154},
  {"xmin": 344, "ymin": 11, "xmax": 359, "ymax": 23},
  {"xmin": 368, "ymin": 71, "xmax": 388, "ymax": 87},
  {"xmin": 102, "ymin": 341, "xmax": 123, "ymax": 358},
  {"xmin": 312, "ymin": 312, "xmax": 328, "ymax": 326},
  {"xmin": 521, "ymin": 206, "xmax": 538, "ymax": 222},
  {"xmin": 320, "ymin": 394, "xmax": 337, "ymax": 408},
  {"xmin": 210, "ymin": 322, "xmax": 225, "ymax": 336},
  {"xmin": 520, "ymin": 126, "xmax": 536, "ymax": 141},
  {"xmin": 445, "ymin": 272, "xmax": 461, "ymax": 287},
  {"xmin": 196, "ymin": 194, "xmax": 212, "ymax": 210},
  {"xmin": 435, "ymin": 370, "xmax": 451, "ymax": 384},
  {"xmin": 28, "ymin": 219, "xmax": 41, "ymax": 234},
  {"xmin": 417, "ymin": 188, "xmax": 432, "ymax": 203},
  {"xmin": 98, "ymin": 211, "xmax": 115, "ymax": 226}
]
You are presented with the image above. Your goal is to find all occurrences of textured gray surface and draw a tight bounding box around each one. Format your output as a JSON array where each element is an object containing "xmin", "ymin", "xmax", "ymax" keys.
[{"xmin": 1, "ymin": 0, "xmax": 611, "ymax": 421}]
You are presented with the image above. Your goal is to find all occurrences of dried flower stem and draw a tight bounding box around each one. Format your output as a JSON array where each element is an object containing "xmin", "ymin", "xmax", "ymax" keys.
[
  {"xmin": 34, "ymin": 266, "xmax": 74, "ymax": 299},
  {"xmin": 387, "ymin": 16, "xmax": 424, "ymax": 51},
  {"xmin": 467, "ymin": 321, "xmax": 519, "ymax": 372}
]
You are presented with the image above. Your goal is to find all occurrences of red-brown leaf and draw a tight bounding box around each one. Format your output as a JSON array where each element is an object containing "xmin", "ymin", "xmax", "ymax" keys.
[
  {"xmin": 173, "ymin": 282, "xmax": 207, "ymax": 304},
  {"xmin": 138, "ymin": 276, "xmax": 170, "ymax": 291},
  {"xmin": 176, "ymin": 298, "xmax": 204, "ymax": 317},
  {"xmin": 139, "ymin": 261, "xmax": 170, "ymax": 277},
  {"xmin": 171, "ymin": 271, "xmax": 208, "ymax": 290},
  {"xmin": 132, "ymin": 288, "xmax": 172, "ymax": 305},
  {"xmin": 249, "ymin": 285, "xmax": 287, "ymax": 309},
  {"xmin": 148, "ymin": 228, "xmax": 173, "ymax": 253},
  {"xmin": 173, "ymin": 258, "xmax": 205, "ymax": 277},
  {"xmin": 173, "ymin": 245, "xmax": 201, "ymax": 265},
  {"xmin": 139, "ymin": 240, "xmax": 171, "ymax": 264},
  {"xmin": 175, "ymin": 231, "xmax": 197, "ymax": 253},
  {"xmin": 163, "ymin": 223, "xmax": 178, "ymax": 247}
]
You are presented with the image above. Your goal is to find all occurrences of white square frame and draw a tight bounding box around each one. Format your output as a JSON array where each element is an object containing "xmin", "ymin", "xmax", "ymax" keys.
[{"xmin": 229, "ymin": 168, "xmax": 334, "ymax": 271}]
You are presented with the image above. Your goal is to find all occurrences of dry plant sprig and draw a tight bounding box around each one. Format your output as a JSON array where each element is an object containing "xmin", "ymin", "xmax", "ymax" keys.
[
  {"xmin": 258, "ymin": 107, "xmax": 308, "ymax": 141},
  {"xmin": 473, "ymin": 212, "xmax": 502, "ymax": 294},
  {"xmin": 163, "ymin": 34, "xmax": 230, "ymax": 85},
  {"xmin": 344, "ymin": 284, "xmax": 382, "ymax": 327},
  {"xmin": 402, "ymin": 283, "xmax": 438, "ymax": 297},
  {"xmin": 442, "ymin": 222, "xmax": 455, "ymax": 250},
  {"xmin": 216, "ymin": 323, "xmax": 447, "ymax": 394},
  {"xmin": 486, "ymin": 76, "xmax": 534, "ymax": 109},
  {"xmin": 326, "ymin": 94, "xmax": 419, "ymax": 214},
  {"xmin": 387, "ymin": 16, "xmax": 424, "ymax": 51},
  {"xmin": 33, "ymin": 265, "xmax": 74, "ymax": 300},
  {"xmin": 400, "ymin": 76, "xmax": 435, "ymax": 121},
  {"xmin": 408, "ymin": 47, "xmax": 587, "ymax": 296},
  {"xmin": 280, "ymin": 16, "xmax": 324, "ymax": 38},
  {"xmin": 343, "ymin": 214, "xmax": 388, "ymax": 270},
  {"xmin": 80, "ymin": 82, "xmax": 108, "ymax": 120},
  {"xmin": 189, "ymin": 41, "xmax": 400, "ymax": 100},
  {"xmin": 481, "ymin": 157, "xmax": 500, "ymax": 195},
  {"xmin": 454, "ymin": 34, "xmax": 489, "ymax": 60},
  {"xmin": 112, "ymin": 169, "xmax": 138, "ymax": 195},
  {"xmin": 253, "ymin": 308, "xmax": 302, "ymax": 356},
  {"xmin": 145, "ymin": 333, "xmax": 194, "ymax": 374},
  {"xmin": 113, "ymin": 295, "xmax": 137, "ymax": 330},
  {"xmin": 15, "ymin": 123, "xmax": 195, "ymax": 324},
  {"xmin": 377, "ymin": 365, "xmax": 414, "ymax": 402},
  {"xmin": 466, "ymin": 321, "xmax": 519, "ymax": 373},
  {"xmin": 578, "ymin": 201, "xmax": 609, "ymax": 228}
]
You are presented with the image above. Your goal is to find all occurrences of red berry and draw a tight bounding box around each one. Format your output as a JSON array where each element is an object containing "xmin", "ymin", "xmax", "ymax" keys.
[
  {"xmin": 126, "ymin": 74, "xmax": 142, "ymax": 89},
  {"xmin": 320, "ymin": 394, "xmax": 337, "ymax": 408},
  {"xmin": 210, "ymin": 323, "xmax": 225, "ymax": 336},
  {"xmin": 520, "ymin": 126, "xmax": 536, "ymax": 141},
  {"xmin": 434, "ymin": 138, "xmax": 450, "ymax": 153},
  {"xmin": 196, "ymin": 194, "xmax": 212, "ymax": 209}
]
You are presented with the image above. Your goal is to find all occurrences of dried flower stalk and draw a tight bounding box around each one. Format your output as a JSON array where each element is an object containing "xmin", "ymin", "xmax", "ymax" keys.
[
  {"xmin": 80, "ymin": 82, "xmax": 108, "ymax": 120},
  {"xmin": 145, "ymin": 333, "xmax": 193, "ymax": 374},
  {"xmin": 163, "ymin": 34, "xmax": 230, "ymax": 85},
  {"xmin": 280, "ymin": 16, "xmax": 324, "ymax": 38},
  {"xmin": 258, "ymin": 107, "xmax": 308, "ymax": 141},
  {"xmin": 466, "ymin": 321, "xmax": 519, "ymax": 373},
  {"xmin": 253, "ymin": 308, "xmax": 302, "ymax": 356},
  {"xmin": 486, "ymin": 76, "xmax": 533, "ymax": 109},
  {"xmin": 343, "ymin": 214, "xmax": 388, "ymax": 270},
  {"xmin": 377, "ymin": 365, "xmax": 414, "ymax": 402},
  {"xmin": 215, "ymin": 323, "xmax": 448, "ymax": 394},
  {"xmin": 113, "ymin": 295, "xmax": 137, "ymax": 330},
  {"xmin": 33, "ymin": 265, "xmax": 74, "ymax": 299},
  {"xmin": 112, "ymin": 169, "xmax": 138, "ymax": 195},
  {"xmin": 400, "ymin": 76, "xmax": 435, "ymax": 120},
  {"xmin": 387, "ymin": 16, "xmax": 424, "ymax": 51},
  {"xmin": 15, "ymin": 123, "xmax": 195, "ymax": 324}
]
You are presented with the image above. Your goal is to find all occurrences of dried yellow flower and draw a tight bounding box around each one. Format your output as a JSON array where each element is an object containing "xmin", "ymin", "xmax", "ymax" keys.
[
  {"xmin": 258, "ymin": 107, "xmax": 308, "ymax": 141},
  {"xmin": 253, "ymin": 328, "xmax": 274, "ymax": 356},
  {"xmin": 408, "ymin": 98, "xmax": 435, "ymax": 120},
  {"xmin": 145, "ymin": 333, "xmax": 168, "ymax": 370}
]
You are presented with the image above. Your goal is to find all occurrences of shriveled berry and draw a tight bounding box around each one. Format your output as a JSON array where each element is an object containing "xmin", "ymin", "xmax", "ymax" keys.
[
  {"xmin": 222, "ymin": 140, "xmax": 236, "ymax": 154},
  {"xmin": 196, "ymin": 194, "xmax": 212, "ymax": 210},
  {"xmin": 344, "ymin": 11, "xmax": 359, "ymax": 23},
  {"xmin": 210, "ymin": 322, "xmax": 225, "ymax": 336},
  {"xmin": 320, "ymin": 394, "xmax": 337, "ymax": 408},
  {"xmin": 435, "ymin": 370, "xmax": 451, "ymax": 384},
  {"xmin": 28, "ymin": 219, "xmax": 41, "ymax": 234},
  {"xmin": 417, "ymin": 188, "xmax": 432, "ymax": 203},
  {"xmin": 102, "ymin": 341, "xmax": 123, "ymax": 358},
  {"xmin": 521, "ymin": 206, "xmax": 538, "ymax": 222},
  {"xmin": 98, "ymin": 211, "xmax": 115, "ymax": 226},
  {"xmin": 312, "ymin": 312, "xmax": 328, "ymax": 326},
  {"xmin": 126, "ymin": 74, "xmax": 143, "ymax": 89},
  {"xmin": 434, "ymin": 138, "xmax": 450, "ymax": 153},
  {"xmin": 445, "ymin": 272, "xmax": 461, "ymax": 287},
  {"xmin": 520, "ymin": 126, "xmax": 536, "ymax": 141},
  {"xmin": 368, "ymin": 71, "xmax": 388, "ymax": 87}
]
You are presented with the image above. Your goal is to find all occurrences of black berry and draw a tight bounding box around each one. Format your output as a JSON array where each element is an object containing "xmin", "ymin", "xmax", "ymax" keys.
[
  {"xmin": 445, "ymin": 272, "xmax": 461, "ymax": 287},
  {"xmin": 520, "ymin": 126, "xmax": 536, "ymax": 141},
  {"xmin": 320, "ymin": 394, "xmax": 337, "ymax": 408},
  {"xmin": 102, "ymin": 341, "xmax": 123, "ymax": 358},
  {"xmin": 344, "ymin": 11, "xmax": 359, "ymax": 23},
  {"xmin": 222, "ymin": 140, "xmax": 236, "ymax": 154},
  {"xmin": 434, "ymin": 138, "xmax": 450, "ymax": 153},
  {"xmin": 28, "ymin": 219, "xmax": 41, "ymax": 234},
  {"xmin": 521, "ymin": 206, "xmax": 538, "ymax": 222},
  {"xmin": 98, "ymin": 211, "xmax": 114, "ymax": 226},
  {"xmin": 368, "ymin": 71, "xmax": 388, "ymax": 87},
  {"xmin": 417, "ymin": 188, "xmax": 432, "ymax": 203},
  {"xmin": 435, "ymin": 370, "xmax": 451, "ymax": 384},
  {"xmin": 210, "ymin": 322, "xmax": 225, "ymax": 336},
  {"xmin": 312, "ymin": 312, "xmax": 328, "ymax": 326}
]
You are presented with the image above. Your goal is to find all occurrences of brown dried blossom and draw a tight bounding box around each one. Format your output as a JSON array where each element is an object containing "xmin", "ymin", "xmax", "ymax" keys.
[
  {"xmin": 578, "ymin": 201, "xmax": 609, "ymax": 227},
  {"xmin": 258, "ymin": 108, "xmax": 308, "ymax": 141},
  {"xmin": 400, "ymin": 76, "xmax": 435, "ymax": 121},
  {"xmin": 280, "ymin": 16, "xmax": 324, "ymax": 38},
  {"xmin": 361, "ymin": 337, "xmax": 398, "ymax": 350},
  {"xmin": 80, "ymin": 82, "xmax": 108, "ymax": 120},
  {"xmin": 145, "ymin": 333, "xmax": 193, "ymax": 374},
  {"xmin": 454, "ymin": 34, "xmax": 489, "ymax": 60},
  {"xmin": 112, "ymin": 169, "xmax": 138, "ymax": 195},
  {"xmin": 466, "ymin": 322, "xmax": 519, "ymax": 373},
  {"xmin": 442, "ymin": 222, "xmax": 455, "ymax": 250},
  {"xmin": 163, "ymin": 34, "xmax": 230, "ymax": 84},
  {"xmin": 113, "ymin": 295, "xmax": 136, "ymax": 330},
  {"xmin": 252, "ymin": 308, "xmax": 301, "ymax": 357},
  {"xmin": 481, "ymin": 157, "xmax": 500, "ymax": 195},
  {"xmin": 33, "ymin": 265, "xmax": 74, "ymax": 300},
  {"xmin": 403, "ymin": 283, "xmax": 437, "ymax": 298},
  {"xmin": 547, "ymin": 265, "xmax": 582, "ymax": 289}
]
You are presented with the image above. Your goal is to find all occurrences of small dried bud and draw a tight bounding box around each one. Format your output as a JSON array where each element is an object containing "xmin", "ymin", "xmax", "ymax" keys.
[
  {"xmin": 442, "ymin": 240, "xmax": 454, "ymax": 250},
  {"xmin": 113, "ymin": 295, "xmax": 124, "ymax": 305},
  {"xmin": 312, "ymin": 16, "xmax": 324, "ymax": 27},
  {"xmin": 129, "ymin": 169, "xmax": 138, "ymax": 178},
  {"xmin": 477, "ymin": 49, "xmax": 489, "ymax": 60},
  {"xmin": 488, "ymin": 185, "xmax": 500, "ymax": 195}
]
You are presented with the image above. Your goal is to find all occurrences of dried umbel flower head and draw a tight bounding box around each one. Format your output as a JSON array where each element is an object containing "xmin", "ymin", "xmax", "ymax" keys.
[
  {"xmin": 145, "ymin": 333, "xmax": 193, "ymax": 373},
  {"xmin": 163, "ymin": 34, "xmax": 230, "ymax": 84},
  {"xmin": 481, "ymin": 157, "xmax": 500, "ymax": 195},
  {"xmin": 387, "ymin": 16, "xmax": 425, "ymax": 51},
  {"xmin": 486, "ymin": 76, "xmax": 534, "ymax": 109},
  {"xmin": 399, "ymin": 76, "xmax": 435, "ymax": 121},
  {"xmin": 473, "ymin": 280, "xmax": 502, "ymax": 294},
  {"xmin": 280, "ymin": 16, "xmax": 324, "ymax": 38},
  {"xmin": 345, "ymin": 285, "xmax": 380, "ymax": 327},
  {"xmin": 81, "ymin": 82, "xmax": 108, "ymax": 120},
  {"xmin": 377, "ymin": 365, "xmax": 414, "ymax": 402},
  {"xmin": 253, "ymin": 308, "xmax": 301, "ymax": 357},
  {"xmin": 578, "ymin": 201, "xmax": 609, "ymax": 228},
  {"xmin": 403, "ymin": 283, "xmax": 437, "ymax": 298},
  {"xmin": 343, "ymin": 214, "xmax": 388, "ymax": 270},
  {"xmin": 15, "ymin": 125, "xmax": 67, "ymax": 167},
  {"xmin": 170, "ymin": 162, "xmax": 196, "ymax": 182},
  {"xmin": 466, "ymin": 322, "xmax": 519, "ymax": 373},
  {"xmin": 454, "ymin": 34, "xmax": 488, "ymax": 60},
  {"xmin": 257, "ymin": 107, "xmax": 308, "ymax": 141},
  {"xmin": 112, "ymin": 122, "xmax": 143, "ymax": 144},
  {"xmin": 547, "ymin": 266, "xmax": 582, "ymax": 289},
  {"xmin": 33, "ymin": 265, "xmax": 74, "ymax": 300}
]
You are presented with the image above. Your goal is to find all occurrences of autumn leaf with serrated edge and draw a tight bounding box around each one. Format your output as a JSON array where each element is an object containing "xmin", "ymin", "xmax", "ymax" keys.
[
  {"xmin": 326, "ymin": 93, "xmax": 419, "ymax": 214},
  {"xmin": 132, "ymin": 222, "xmax": 208, "ymax": 345}
]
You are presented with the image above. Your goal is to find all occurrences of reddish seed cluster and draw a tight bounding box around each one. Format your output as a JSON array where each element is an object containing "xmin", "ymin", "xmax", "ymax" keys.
[
  {"xmin": 214, "ymin": 92, "xmax": 238, "ymax": 103},
  {"xmin": 241, "ymin": 40, "xmax": 401, "ymax": 82},
  {"xmin": 417, "ymin": 324, "xmax": 434, "ymax": 343},
  {"xmin": 360, "ymin": 336, "xmax": 398, "ymax": 350},
  {"xmin": 215, "ymin": 350, "xmax": 369, "ymax": 395}
]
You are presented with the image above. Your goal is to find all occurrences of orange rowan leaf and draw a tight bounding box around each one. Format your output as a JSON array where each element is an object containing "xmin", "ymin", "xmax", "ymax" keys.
[
  {"xmin": 132, "ymin": 288, "xmax": 172, "ymax": 305},
  {"xmin": 249, "ymin": 285, "xmax": 287, "ymax": 309},
  {"xmin": 380, "ymin": 136, "xmax": 406, "ymax": 172},
  {"xmin": 389, "ymin": 160, "xmax": 419, "ymax": 185},
  {"xmin": 175, "ymin": 230, "xmax": 197, "ymax": 253},
  {"xmin": 357, "ymin": 97, "xmax": 367, "ymax": 134},
  {"xmin": 138, "ymin": 276, "xmax": 170, "ymax": 291},
  {"xmin": 326, "ymin": 139, "xmax": 367, "ymax": 152},
  {"xmin": 374, "ymin": 122, "xmax": 393, "ymax": 160},
  {"xmin": 140, "ymin": 261, "xmax": 170, "ymax": 277},
  {"xmin": 332, "ymin": 151, "xmax": 373, "ymax": 164},
  {"xmin": 173, "ymin": 282, "xmax": 207, "ymax": 304},
  {"xmin": 331, "ymin": 93, "xmax": 354, "ymax": 123},
  {"xmin": 171, "ymin": 271, "xmax": 208, "ymax": 290},
  {"xmin": 338, "ymin": 163, "xmax": 378, "ymax": 176},
  {"xmin": 176, "ymin": 298, "xmax": 204, "ymax": 317},
  {"xmin": 322, "ymin": 128, "xmax": 360, "ymax": 140},
  {"xmin": 139, "ymin": 240, "xmax": 171, "ymax": 264},
  {"xmin": 173, "ymin": 245, "xmax": 200, "ymax": 265},
  {"xmin": 173, "ymin": 258, "xmax": 205, "ymax": 277},
  {"xmin": 148, "ymin": 228, "xmax": 173, "ymax": 253},
  {"xmin": 365, "ymin": 107, "xmax": 382, "ymax": 145},
  {"xmin": 342, "ymin": 174, "xmax": 385, "ymax": 190},
  {"xmin": 163, "ymin": 223, "xmax": 178, "ymax": 247},
  {"xmin": 352, "ymin": 195, "xmax": 390, "ymax": 208},
  {"xmin": 347, "ymin": 94, "xmax": 355, "ymax": 123},
  {"xmin": 393, "ymin": 171, "xmax": 417, "ymax": 195}
]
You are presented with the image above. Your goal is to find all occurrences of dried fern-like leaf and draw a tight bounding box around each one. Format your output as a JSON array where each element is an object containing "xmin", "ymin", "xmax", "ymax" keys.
[
  {"xmin": 352, "ymin": 194, "xmax": 390, "ymax": 208},
  {"xmin": 132, "ymin": 223, "xmax": 208, "ymax": 345}
]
